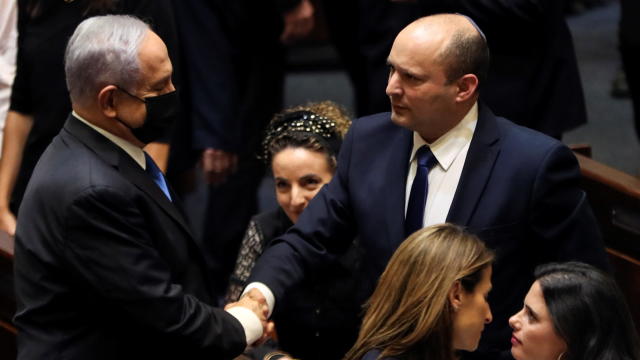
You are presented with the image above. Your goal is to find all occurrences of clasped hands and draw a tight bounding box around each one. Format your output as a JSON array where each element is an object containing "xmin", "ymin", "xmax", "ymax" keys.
[{"xmin": 225, "ymin": 288, "xmax": 275, "ymax": 344}]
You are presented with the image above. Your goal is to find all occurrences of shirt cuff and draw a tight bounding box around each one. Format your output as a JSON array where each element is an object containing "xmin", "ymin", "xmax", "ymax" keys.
[
  {"xmin": 225, "ymin": 306, "xmax": 263, "ymax": 346},
  {"xmin": 243, "ymin": 282, "xmax": 275, "ymax": 317}
]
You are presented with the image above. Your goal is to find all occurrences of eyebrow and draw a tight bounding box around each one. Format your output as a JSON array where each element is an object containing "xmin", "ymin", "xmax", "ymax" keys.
[
  {"xmin": 150, "ymin": 74, "xmax": 171, "ymax": 89},
  {"xmin": 300, "ymin": 174, "xmax": 322, "ymax": 181},
  {"xmin": 525, "ymin": 304, "xmax": 538, "ymax": 319}
]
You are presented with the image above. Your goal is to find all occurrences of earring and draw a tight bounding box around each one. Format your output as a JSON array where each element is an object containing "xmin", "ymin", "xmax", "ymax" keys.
[{"xmin": 556, "ymin": 352, "xmax": 565, "ymax": 360}]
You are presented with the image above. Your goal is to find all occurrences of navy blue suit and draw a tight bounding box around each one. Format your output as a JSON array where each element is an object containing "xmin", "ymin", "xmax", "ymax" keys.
[{"xmin": 249, "ymin": 104, "xmax": 607, "ymax": 357}]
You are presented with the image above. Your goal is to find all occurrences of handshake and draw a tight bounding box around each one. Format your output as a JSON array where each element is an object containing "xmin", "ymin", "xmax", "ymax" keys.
[{"xmin": 225, "ymin": 288, "xmax": 275, "ymax": 345}]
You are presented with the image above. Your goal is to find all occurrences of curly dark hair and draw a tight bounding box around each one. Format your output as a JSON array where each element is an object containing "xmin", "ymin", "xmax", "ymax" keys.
[{"xmin": 261, "ymin": 101, "xmax": 352, "ymax": 172}]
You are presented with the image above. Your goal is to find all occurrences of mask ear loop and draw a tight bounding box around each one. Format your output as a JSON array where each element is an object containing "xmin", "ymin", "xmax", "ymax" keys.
[{"xmin": 115, "ymin": 85, "xmax": 146, "ymax": 103}]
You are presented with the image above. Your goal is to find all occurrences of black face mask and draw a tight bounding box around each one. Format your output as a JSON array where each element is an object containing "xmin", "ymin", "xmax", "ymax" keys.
[{"xmin": 116, "ymin": 87, "xmax": 180, "ymax": 144}]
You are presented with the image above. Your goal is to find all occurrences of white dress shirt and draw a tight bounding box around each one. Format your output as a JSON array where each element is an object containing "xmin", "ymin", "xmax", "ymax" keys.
[
  {"xmin": 73, "ymin": 112, "xmax": 263, "ymax": 345},
  {"xmin": 405, "ymin": 102, "xmax": 478, "ymax": 226}
]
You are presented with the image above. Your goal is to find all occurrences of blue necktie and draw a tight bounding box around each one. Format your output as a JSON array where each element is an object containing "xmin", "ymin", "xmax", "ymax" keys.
[
  {"xmin": 144, "ymin": 153, "xmax": 172, "ymax": 201},
  {"xmin": 405, "ymin": 145, "xmax": 437, "ymax": 237}
]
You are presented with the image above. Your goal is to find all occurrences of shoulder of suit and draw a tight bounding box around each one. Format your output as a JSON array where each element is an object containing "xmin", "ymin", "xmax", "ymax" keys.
[
  {"xmin": 351, "ymin": 112, "xmax": 403, "ymax": 135},
  {"xmin": 494, "ymin": 115, "xmax": 565, "ymax": 151}
]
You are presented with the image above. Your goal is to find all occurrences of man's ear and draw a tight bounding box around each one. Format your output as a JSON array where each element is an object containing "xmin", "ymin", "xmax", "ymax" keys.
[
  {"xmin": 448, "ymin": 280, "xmax": 463, "ymax": 312},
  {"xmin": 455, "ymin": 74, "xmax": 479, "ymax": 102},
  {"xmin": 98, "ymin": 85, "xmax": 119, "ymax": 118}
]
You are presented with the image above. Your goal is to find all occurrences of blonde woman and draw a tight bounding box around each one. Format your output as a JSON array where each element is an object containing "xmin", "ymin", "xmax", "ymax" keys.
[{"xmin": 345, "ymin": 224, "xmax": 494, "ymax": 360}]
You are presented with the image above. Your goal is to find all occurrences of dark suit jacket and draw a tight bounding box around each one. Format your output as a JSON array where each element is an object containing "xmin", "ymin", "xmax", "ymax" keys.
[
  {"xmin": 249, "ymin": 104, "xmax": 607, "ymax": 356},
  {"xmin": 416, "ymin": 0, "xmax": 586, "ymax": 136},
  {"xmin": 14, "ymin": 116, "xmax": 246, "ymax": 359}
]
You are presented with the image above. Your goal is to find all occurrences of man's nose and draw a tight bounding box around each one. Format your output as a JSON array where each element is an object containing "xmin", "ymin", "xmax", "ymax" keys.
[{"xmin": 386, "ymin": 72, "xmax": 401, "ymax": 97}]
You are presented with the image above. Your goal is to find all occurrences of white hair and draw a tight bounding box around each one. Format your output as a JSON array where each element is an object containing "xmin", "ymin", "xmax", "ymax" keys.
[{"xmin": 64, "ymin": 15, "xmax": 150, "ymax": 106}]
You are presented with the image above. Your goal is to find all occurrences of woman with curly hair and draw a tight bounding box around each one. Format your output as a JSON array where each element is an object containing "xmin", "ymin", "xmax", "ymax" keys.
[{"xmin": 226, "ymin": 101, "xmax": 361, "ymax": 360}]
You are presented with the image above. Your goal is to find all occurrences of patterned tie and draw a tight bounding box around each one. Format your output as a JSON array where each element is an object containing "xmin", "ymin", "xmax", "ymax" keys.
[
  {"xmin": 405, "ymin": 145, "xmax": 437, "ymax": 237},
  {"xmin": 144, "ymin": 152, "xmax": 172, "ymax": 201}
]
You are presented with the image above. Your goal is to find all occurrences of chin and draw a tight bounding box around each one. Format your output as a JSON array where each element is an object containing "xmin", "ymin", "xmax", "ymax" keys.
[
  {"xmin": 390, "ymin": 112, "xmax": 408, "ymax": 127},
  {"xmin": 287, "ymin": 213, "xmax": 299, "ymax": 224},
  {"xmin": 510, "ymin": 347, "xmax": 522, "ymax": 360}
]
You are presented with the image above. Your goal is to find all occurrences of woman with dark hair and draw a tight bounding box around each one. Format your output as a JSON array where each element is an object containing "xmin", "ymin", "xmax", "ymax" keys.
[
  {"xmin": 225, "ymin": 101, "xmax": 362, "ymax": 360},
  {"xmin": 344, "ymin": 223, "xmax": 495, "ymax": 360},
  {"xmin": 509, "ymin": 262, "xmax": 640, "ymax": 360}
]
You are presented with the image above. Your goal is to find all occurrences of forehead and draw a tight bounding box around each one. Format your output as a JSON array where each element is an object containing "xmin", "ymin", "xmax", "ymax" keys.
[
  {"xmin": 526, "ymin": 281, "xmax": 549, "ymax": 311},
  {"xmin": 388, "ymin": 26, "xmax": 448, "ymax": 73},
  {"xmin": 272, "ymin": 147, "xmax": 331, "ymax": 172},
  {"xmin": 137, "ymin": 31, "xmax": 172, "ymax": 81}
]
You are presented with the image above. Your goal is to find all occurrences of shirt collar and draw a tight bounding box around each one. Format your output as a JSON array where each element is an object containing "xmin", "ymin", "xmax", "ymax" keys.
[
  {"xmin": 72, "ymin": 111, "xmax": 146, "ymax": 170},
  {"xmin": 409, "ymin": 102, "xmax": 478, "ymax": 171}
]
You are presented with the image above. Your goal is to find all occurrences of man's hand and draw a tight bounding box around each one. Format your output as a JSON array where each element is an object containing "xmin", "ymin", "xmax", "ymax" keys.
[
  {"xmin": 0, "ymin": 208, "xmax": 16, "ymax": 236},
  {"xmin": 200, "ymin": 148, "xmax": 238, "ymax": 185},
  {"xmin": 225, "ymin": 288, "xmax": 274, "ymax": 344},
  {"xmin": 280, "ymin": 0, "xmax": 314, "ymax": 45}
]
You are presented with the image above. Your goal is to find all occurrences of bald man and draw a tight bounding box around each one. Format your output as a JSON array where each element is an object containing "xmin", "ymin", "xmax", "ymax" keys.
[{"xmin": 246, "ymin": 14, "xmax": 606, "ymax": 359}]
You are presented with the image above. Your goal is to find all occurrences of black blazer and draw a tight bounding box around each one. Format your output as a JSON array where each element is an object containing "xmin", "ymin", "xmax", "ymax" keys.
[
  {"xmin": 249, "ymin": 104, "xmax": 608, "ymax": 356},
  {"xmin": 14, "ymin": 115, "xmax": 246, "ymax": 359}
]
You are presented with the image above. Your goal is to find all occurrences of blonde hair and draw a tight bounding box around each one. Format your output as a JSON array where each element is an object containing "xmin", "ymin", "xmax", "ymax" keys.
[{"xmin": 345, "ymin": 224, "xmax": 494, "ymax": 360}]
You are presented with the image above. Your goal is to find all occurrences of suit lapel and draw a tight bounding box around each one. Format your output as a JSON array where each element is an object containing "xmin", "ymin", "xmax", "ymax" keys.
[
  {"xmin": 386, "ymin": 127, "xmax": 413, "ymax": 245},
  {"xmin": 64, "ymin": 115, "xmax": 194, "ymax": 238},
  {"xmin": 447, "ymin": 103, "xmax": 501, "ymax": 225},
  {"xmin": 117, "ymin": 153, "xmax": 194, "ymax": 238}
]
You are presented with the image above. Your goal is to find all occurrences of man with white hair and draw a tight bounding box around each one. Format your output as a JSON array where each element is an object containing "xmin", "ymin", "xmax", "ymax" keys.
[{"xmin": 13, "ymin": 15, "xmax": 267, "ymax": 359}]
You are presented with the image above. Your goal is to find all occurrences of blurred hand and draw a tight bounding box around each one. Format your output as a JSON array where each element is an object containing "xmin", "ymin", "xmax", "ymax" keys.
[
  {"xmin": 201, "ymin": 148, "xmax": 238, "ymax": 185},
  {"xmin": 280, "ymin": 0, "xmax": 314, "ymax": 45},
  {"xmin": 0, "ymin": 208, "xmax": 16, "ymax": 237}
]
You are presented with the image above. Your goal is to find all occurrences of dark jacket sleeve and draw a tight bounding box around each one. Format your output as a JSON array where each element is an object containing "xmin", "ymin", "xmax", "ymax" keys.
[
  {"xmin": 528, "ymin": 143, "xmax": 609, "ymax": 270},
  {"xmin": 64, "ymin": 186, "xmax": 247, "ymax": 358}
]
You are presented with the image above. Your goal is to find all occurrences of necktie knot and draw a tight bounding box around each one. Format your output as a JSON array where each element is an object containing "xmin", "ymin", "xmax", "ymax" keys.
[{"xmin": 416, "ymin": 145, "xmax": 437, "ymax": 169}]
